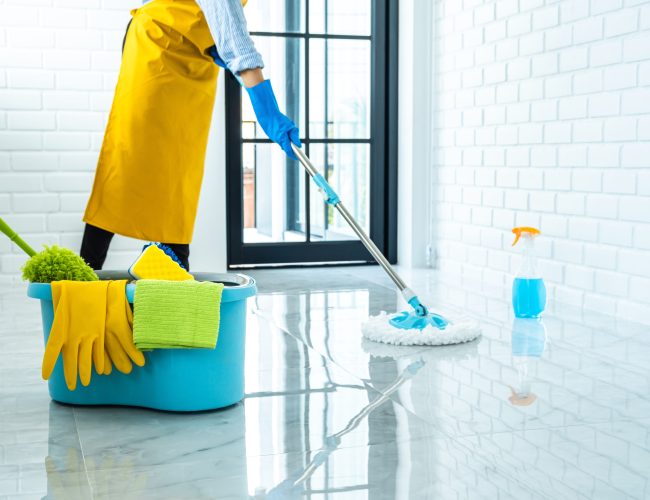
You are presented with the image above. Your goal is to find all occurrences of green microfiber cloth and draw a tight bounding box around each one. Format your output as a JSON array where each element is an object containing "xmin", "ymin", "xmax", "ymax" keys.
[{"xmin": 133, "ymin": 279, "xmax": 224, "ymax": 350}]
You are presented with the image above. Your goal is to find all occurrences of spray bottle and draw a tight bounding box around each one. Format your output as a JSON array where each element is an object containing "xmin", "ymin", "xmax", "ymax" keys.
[{"xmin": 511, "ymin": 226, "xmax": 546, "ymax": 318}]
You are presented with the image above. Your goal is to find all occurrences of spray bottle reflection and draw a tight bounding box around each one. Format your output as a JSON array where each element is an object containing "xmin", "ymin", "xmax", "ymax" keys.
[{"xmin": 508, "ymin": 318, "xmax": 547, "ymax": 407}]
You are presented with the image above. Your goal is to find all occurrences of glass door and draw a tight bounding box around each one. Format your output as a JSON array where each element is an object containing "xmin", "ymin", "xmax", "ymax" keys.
[{"xmin": 226, "ymin": 0, "xmax": 397, "ymax": 266}]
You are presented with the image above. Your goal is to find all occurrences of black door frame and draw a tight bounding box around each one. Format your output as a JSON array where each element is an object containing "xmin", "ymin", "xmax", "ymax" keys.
[{"xmin": 225, "ymin": 0, "xmax": 398, "ymax": 267}]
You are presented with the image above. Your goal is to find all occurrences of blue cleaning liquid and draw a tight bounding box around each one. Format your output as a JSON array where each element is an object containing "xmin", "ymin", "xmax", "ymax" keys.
[{"xmin": 512, "ymin": 278, "xmax": 546, "ymax": 318}]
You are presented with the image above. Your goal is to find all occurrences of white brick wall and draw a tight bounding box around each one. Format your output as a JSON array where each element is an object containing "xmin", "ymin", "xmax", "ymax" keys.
[
  {"xmin": 0, "ymin": 0, "xmax": 150, "ymax": 283},
  {"xmin": 432, "ymin": 0, "xmax": 650, "ymax": 324}
]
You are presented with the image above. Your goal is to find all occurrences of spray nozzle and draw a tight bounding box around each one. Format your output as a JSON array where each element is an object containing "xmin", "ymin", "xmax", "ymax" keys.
[{"xmin": 511, "ymin": 226, "xmax": 540, "ymax": 246}]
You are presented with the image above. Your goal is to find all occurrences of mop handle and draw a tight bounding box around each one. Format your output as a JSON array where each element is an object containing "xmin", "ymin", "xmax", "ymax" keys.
[
  {"xmin": 292, "ymin": 144, "xmax": 408, "ymax": 292},
  {"xmin": 0, "ymin": 217, "xmax": 37, "ymax": 257}
]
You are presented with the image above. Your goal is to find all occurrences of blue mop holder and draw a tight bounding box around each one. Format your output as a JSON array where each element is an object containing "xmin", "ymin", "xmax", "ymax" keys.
[
  {"xmin": 27, "ymin": 272, "xmax": 256, "ymax": 412},
  {"xmin": 311, "ymin": 173, "xmax": 341, "ymax": 206}
]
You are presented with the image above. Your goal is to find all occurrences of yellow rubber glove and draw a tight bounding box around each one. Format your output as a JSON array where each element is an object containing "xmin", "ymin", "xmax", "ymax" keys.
[
  {"xmin": 102, "ymin": 352, "xmax": 113, "ymax": 375},
  {"xmin": 103, "ymin": 280, "xmax": 145, "ymax": 374},
  {"xmin": 43, "ymin": 281, "xmax": 108, "ymax": 391}
]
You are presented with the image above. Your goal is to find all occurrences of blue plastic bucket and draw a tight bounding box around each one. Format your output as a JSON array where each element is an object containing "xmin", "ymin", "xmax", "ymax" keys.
[{"xmin": 27, "ymin": 271, "xmax": 256, "ymax": 412}]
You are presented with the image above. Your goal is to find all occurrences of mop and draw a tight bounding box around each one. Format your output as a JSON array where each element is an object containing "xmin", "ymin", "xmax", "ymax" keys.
[{"xmin": 292, "ymin": 145, "xmax": 480, "ymax": 346}]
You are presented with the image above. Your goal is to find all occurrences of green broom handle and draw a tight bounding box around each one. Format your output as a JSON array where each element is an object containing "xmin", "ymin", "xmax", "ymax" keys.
[{"xmin": 0, "ymin": 217, "xmax": 37, "ymax": 257}]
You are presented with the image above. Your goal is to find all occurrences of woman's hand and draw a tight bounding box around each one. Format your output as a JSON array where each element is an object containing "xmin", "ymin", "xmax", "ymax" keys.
[{"xmin": 245, "ymin": 77, "xmax": 301, "ymax": 160}]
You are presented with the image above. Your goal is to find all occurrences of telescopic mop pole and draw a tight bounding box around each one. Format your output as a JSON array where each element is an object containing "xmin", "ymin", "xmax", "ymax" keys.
[{"xmin": 291, "ymin": 144, "xmax": 427, "ymax": 316}]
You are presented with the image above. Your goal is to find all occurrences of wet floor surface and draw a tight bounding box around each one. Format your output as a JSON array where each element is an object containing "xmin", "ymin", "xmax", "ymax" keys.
[{"xmin": 0, "ymin": 266, "xmax": 649, "ymax": 499}]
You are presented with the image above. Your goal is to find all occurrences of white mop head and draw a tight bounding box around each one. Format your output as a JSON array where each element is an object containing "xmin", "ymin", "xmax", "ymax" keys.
[{"xmin": 362, "ymin": 311, "xmax": 481, "ymax": 346}]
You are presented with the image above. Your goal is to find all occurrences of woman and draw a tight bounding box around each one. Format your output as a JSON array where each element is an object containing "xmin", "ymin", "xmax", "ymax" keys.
[{"xmin": 81, "ymin": 0, "xmax": 300, "ymax": 270}]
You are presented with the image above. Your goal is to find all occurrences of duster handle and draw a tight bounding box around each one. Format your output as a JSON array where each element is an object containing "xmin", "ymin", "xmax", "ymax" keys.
[{"xmin": 0, "ymin": 217, "xmax": 37, "ymax": 257}]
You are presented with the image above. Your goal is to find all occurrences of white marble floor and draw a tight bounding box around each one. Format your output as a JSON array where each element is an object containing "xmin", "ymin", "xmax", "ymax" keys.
[{"xmin": 1, "ymin": 266, "xmax": 649, "ymax": 499}]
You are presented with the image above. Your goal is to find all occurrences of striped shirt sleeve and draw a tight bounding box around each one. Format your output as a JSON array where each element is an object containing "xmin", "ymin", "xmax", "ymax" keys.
[{"xmin": 195, "ymin": 0, "xmax": 265, "ymax": 74}]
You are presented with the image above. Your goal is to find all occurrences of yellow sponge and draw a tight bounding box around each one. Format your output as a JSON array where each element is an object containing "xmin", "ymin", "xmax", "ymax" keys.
[{"xmin": 128, "ymin": 244, "xmax": 193, "ymax": 281}]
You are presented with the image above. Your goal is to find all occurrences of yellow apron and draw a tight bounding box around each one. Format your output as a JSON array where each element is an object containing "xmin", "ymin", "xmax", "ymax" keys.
[{"xmin": 84, "ymin": 0, "xmax": 220, "ymax": 244}]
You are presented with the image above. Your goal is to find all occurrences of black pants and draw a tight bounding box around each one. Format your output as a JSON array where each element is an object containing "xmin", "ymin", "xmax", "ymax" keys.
[{"xmin": 80, "ymin": 224, "xmax": 190, "ymax": 271}]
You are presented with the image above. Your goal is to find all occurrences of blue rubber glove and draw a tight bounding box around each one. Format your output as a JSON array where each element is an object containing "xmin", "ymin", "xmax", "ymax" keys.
[
  {"xmin": 246, "ymin": 79, "xmax": 301, "ymax": 160},
  {"xmin": 208, "ymin": 45, "xmax": 227, "ymax": 69}
]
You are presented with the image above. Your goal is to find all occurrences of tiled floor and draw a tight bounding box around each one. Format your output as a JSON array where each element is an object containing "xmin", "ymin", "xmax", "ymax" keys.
[{"xmin": 1, "ymin": 266, "xmax": 649, "ymax": 499}]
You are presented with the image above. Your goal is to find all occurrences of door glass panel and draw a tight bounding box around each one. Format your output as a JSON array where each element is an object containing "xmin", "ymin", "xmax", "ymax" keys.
[
  {"xmin": 309, "ymin": 143, "xmax": 369, "ymax": 242},
  {"xmin": 243, "ymin": 143, "xmax": 306, "ymax": 243},
  {"xmin": 245, "ymin": 37, "xmax": 305, "ymax": 137},
  {"xmin": 231, "ymin": 0, "xmax": 389, "ymax": 265},
  {"xmin": 309, "ymin": 39, "xmax": 371, "ymax": 139},
  {"xmin": 310, "ymin": 0, "xmax": 371, "ymax": 36},
  {"xmin": 246, "ymin": 0, "xmax": 306, "ymax": 33}
]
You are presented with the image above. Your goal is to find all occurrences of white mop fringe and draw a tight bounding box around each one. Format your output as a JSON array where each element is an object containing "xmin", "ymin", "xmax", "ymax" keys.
[{"xmin": 362, "ymin": 311, "xmax": 481, "ymax": 346}]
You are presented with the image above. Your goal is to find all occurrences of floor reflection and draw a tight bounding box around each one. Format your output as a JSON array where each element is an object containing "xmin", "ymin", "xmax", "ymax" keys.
[
  {"xmin": 247, "ymin": 267, "xmax": 650, "ymax": 499},
  {"xmin": 254, "ymin": 361, "xmax": 424, "ymax": 499},
  {"xmin": 2, "ymin": 267, "xmax": 650, "ymax": 499},
  {"xmin": 244, "ymin": 310, "xmax": 431, "ymax": 499},
  {"xmin": 508, "ymin": 318, "xmax": 547, "ymax": 407}
]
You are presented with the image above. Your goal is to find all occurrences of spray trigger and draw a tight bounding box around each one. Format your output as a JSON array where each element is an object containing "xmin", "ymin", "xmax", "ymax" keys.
[{"xmin": 511, "ymin": 226, "xmax": 540, "ymax": 246}]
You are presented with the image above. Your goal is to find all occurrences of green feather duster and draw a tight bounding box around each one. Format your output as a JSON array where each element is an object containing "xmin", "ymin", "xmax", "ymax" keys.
[
  {"xmin": 22, "ymin": 245, "xmax": 98, "ymax": 283},
  {"xmin": 1, "ymin": 217, "xmax": 97, "ymax": 283}
]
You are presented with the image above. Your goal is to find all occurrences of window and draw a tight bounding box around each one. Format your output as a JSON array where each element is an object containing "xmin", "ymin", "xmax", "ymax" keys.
[{"xmin": 226, "ymin": 0, "xmax": 397, "ymax": 266}]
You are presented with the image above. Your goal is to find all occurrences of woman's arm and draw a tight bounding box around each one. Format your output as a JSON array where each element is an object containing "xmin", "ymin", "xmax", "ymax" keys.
[
  {"xmin": 239, "ymin": 67, "xmax": 264, "ymax": 88},
  {"xmin": 197, "ymin": 0, "xmax": 300, "ymax": 158},
  {"xmin": 195, "ymin": 0, "xmax": 264, "ymax": 75}
]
